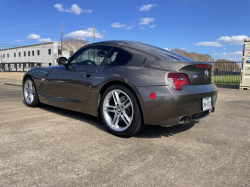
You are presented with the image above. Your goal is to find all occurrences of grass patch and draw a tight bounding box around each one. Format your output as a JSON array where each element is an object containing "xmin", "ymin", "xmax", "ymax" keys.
[{"xmin": 214, "ymin": 75, "xmax": 240, "ymax": 85}]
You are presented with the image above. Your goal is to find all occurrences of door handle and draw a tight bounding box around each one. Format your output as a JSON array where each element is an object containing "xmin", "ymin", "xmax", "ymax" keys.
[{"xmin": 84, "ymin": 73, "xmax": 94, "ymax": 78}]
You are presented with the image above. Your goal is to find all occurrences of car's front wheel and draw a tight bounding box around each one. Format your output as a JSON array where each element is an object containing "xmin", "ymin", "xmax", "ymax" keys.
[
  {"xmin": 100, "ymin": 84, "xmax": 144, "ymax": 137},
  {"xmin": 23, "ymin": 77, "xmax": 40, "ymax": 107}
]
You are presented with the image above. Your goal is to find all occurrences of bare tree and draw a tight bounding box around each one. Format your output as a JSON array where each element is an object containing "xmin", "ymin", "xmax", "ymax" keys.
[
  {"xmin": 61, "ymin": 38, "xmax": 89, "ymax": 55},
  {"xmin": 171, "ymin": 48, "xmax": 215, "ymax": 62}
]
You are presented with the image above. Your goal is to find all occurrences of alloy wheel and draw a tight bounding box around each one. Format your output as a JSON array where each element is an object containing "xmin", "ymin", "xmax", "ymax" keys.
[
  {"xmin": 103, "ymin": 89, "xmax": 134, "ymax": 131},
  {"xmin": 24, "ymin": 80, "xmax": 35, "ymax": 104}
]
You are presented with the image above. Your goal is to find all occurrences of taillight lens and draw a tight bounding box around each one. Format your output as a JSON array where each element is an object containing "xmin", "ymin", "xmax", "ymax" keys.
[
  {"xmin": 167, "ymin": 73, "xmax": 189, "ymax": 90},
  {"xmin": 195, "ymin": 64, "xmax": 213, "ymax": 68}
]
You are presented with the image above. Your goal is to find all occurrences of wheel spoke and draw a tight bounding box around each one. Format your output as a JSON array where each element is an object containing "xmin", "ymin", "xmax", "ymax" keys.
[
  {"xmin": 29, "ymin": 94, "xmax": 34, "ymax": 102},
  {"xmin": 25, "ymin": 85, "xmax": 29, "ymax": 92},
  {"xmin": 123, "ymin": 99, "xmax": 131, "ymax": 109},
  {"xmin": 113, "ymin": 91, "xmax": 121, "ymax": 105},
  {"xmin": 112, "ymin": 113, "xmax": 120, "ymax": 127},
  {"xmin": 105, "ymin": 108, "xmax": 116, "ymax": 113},
  {"xmin": 26, "ymin": 94, "xmax": 30, "ymax": 101},
  {"xmin": 122, "ymin": 111, "xmax": 131, "ymax": 124},
  {"xmin": 121, "ymin": 115, "xmax": 130, "ymax": 126},
  {"xmin": 112, "ymin": 91, "xmax": 118, "ymax": 106}
]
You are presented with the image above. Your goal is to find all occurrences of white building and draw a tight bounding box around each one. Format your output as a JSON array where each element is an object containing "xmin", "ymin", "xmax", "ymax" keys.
[{"xmin": 0, "ymin": 42, "xmax": 70, "ymax": 68}]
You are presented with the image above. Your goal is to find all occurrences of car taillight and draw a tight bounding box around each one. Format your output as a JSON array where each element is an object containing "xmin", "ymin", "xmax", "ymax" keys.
[
  {"xmin": 195, "ymin": 64, "xmax": 213, "ymax": 68},
  {"xmin": 167, "ymin": 73, "xmax": 189, "ymax": 90}
]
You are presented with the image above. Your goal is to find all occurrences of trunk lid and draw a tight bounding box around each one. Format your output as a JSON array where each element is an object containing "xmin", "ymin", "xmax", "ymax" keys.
[
  {"xmin": 178, "ymin": 64, "xmax": 213, "ymax": 85},
  {"xmin": 144, "ymin": 60, "xmax": 214, "ymax": 85}
]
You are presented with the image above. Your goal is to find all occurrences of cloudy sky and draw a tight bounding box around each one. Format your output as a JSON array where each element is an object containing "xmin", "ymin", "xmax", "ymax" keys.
[{"xmin": 0, "ymin": 0, "xmax": 249, "ymax": 60}]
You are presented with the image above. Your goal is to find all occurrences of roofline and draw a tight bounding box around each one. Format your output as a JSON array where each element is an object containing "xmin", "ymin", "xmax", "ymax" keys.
[{"xmin": 0, "ymin": 41, "xmax": 60, "ymax": 51}]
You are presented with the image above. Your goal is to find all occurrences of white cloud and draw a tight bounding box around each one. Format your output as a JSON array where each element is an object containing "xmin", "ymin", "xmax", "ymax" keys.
[
  {"xmin": 140, "ymin": 18, "xmax": 154, "ymax": 25},
  {"xmin": 139, "ymin": 27, "xmax": 145, "ymax": 30},
  {"xmin": 223, "ymin": 48, "xmax": 227, "ymax": 50},
  {"xmin": 65, "ymin": 28, "xmax": 104, "ymax": 39},
  {"xmin": 214, "ymin": 51, "xmax": 242, "ymax": 61},
  {"xmin": 38, "ymin": 38, "xmax": 52, "ymax": 42},
  {"xmin": 193, "ymin": 41, "xmax": 223, "ymax": 47},
  {"xmin": 149, "ymin": 25, "xmax": 156, "ymax": 28},
  {"xmin": 14, "ymin": 40, "xmax": 22, "ymax": 42},
  {"xmin": 54, "ymin": 4, "xmax": 91, "ymax": 15},
  {"xmin": 111, "ymin": 22, "xmax": 126, "ymax": 28},
  {"xmin": 139, "ymin": 4, "xmax": 157, "ymax": 11},
  {"xmin": 164, "ymin": 48, "xmax": 170, "ymax": 50},
  {"xmin": 26, "ymin": 34, "xmax": 52, "ymax": 43},
  {"xmin": 125, "ymin": 25, "xmax": 135, "ymax": 30},
  {"xmin": 27, "ymin": 34, "xmax": 40, "ymax": 40},
  {"xmin": 217, "ymin": 35, "xmax": 248, "ymax": 45}
]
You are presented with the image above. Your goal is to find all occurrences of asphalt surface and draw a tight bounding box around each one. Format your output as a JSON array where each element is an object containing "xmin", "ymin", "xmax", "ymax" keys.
[{"xmin": 0, "ymin": 83, "xmax": 250, "ymax": 187}]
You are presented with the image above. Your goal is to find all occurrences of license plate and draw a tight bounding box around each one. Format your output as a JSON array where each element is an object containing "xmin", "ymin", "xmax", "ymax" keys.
[{"xmin": 202, "ymin": 97, "xmax": 212, "ymax": 111}]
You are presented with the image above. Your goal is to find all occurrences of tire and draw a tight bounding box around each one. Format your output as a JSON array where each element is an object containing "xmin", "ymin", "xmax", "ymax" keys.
[
  {"xmin": 100, "ymin": 84, "xmax": 144, "ymax": 137},
  {"xmin": 23, "ymin": 77, "xmax": 40, "ymax": 107}
]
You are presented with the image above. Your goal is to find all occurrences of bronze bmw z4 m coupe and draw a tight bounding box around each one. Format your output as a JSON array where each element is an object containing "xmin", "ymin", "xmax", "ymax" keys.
[{"xmin": 23, "ymin": 41, "xmax": 218, "ymax": 137}]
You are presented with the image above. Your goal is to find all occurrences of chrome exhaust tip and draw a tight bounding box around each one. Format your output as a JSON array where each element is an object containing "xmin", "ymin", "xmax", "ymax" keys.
[{"xmin": 179, "ymin": 116, "xmax": 191, "ymax": 125}]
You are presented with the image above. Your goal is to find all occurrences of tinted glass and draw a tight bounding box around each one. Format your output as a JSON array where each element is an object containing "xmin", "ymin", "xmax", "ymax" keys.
[
  {"xmin": 14, "ymin": 53, "xmax": 16, "ymax": 57},
  {"xmin": 103, "ymin": 47, "xmax": 131, "ymax": 66},
  {"xmin": 32, "ymin": 51, "xmax": 34, "ymax": 56},
  {"xmin": 19, "ymin": 52, "xmax": 21, "ymax": 57},
  {"xmin": 24, "ymin": 52, "xmax": 26, "ymax": 56},
  {"xmin": 125, "ymin": 42, "xmax": 194, "ymax": 62},
  {"xmin": 28, "ymin": 51, "xmax": 30, "ymax": 56},
  {"xmin": 70, "ymin": 46, "xmax": 111, "ymax": 66},
  {"xmin": 37, "ymin": 50, "xmax": 40, "ymax": 55},
  {"xmin": 48, "ymin": 49, "xmax": 51, "ymax": 55}
]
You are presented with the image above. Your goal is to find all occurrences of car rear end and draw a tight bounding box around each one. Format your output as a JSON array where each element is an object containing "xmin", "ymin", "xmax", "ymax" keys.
[
  {"xmin": 142, "ymin": 62, "xmax": 218, "ymax": 126},
  {"xmin": 166, "ymin": 63, "xmax": 217, "ymax": 124}
]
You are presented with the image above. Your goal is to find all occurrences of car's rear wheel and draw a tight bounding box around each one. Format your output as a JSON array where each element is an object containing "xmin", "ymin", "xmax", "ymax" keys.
[
  {"xmin": 100, "ymin": 84, "xmax": 144, "ymax": 137},
  {"xmin": 23, "ymin": 77, "xmax": 40, "ymax": 107}
]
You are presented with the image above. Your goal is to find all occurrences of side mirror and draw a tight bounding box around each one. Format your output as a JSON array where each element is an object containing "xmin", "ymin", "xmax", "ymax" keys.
[{"xmin": 57, "ymin": 57, "xmax": 68, "ymax": 65}]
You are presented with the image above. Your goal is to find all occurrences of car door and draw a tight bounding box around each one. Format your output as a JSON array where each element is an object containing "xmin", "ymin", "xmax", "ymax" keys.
[{"xmin": 49, "ymin": 45, "xmax": 112, "ymax": 102}]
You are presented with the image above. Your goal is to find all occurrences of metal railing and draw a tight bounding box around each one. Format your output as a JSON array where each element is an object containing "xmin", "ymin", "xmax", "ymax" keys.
[
  {"xmin": 211, "ymin": 61, "xmax": 241, "ymax": 85},
  {"xmin": 0, "ymin": 63, "xmax": 44, "ymax": 72}
]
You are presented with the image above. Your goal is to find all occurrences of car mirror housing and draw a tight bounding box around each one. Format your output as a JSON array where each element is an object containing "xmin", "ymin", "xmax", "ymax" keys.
[{"xmin": 57, "ymin": 57, "xmax": 68, "ymax": 66}]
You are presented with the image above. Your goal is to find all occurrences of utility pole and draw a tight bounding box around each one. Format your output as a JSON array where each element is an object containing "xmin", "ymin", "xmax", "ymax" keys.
[
  {"xmin": 61, "ymin": 22, "xmax": 63, "ymax": 56},
  {"xmin": 93, "ymin": 24, "xmax": 95, "ymax": 43}
]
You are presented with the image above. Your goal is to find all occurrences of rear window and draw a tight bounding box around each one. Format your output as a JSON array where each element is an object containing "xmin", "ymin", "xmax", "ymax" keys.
[
  {"xmin": 103, "ymin": 47, "xmax": 131, "ymax": 66},
  {"xmin": 125, "ymin": 42, "xmax": 194, "ymax": 62}
]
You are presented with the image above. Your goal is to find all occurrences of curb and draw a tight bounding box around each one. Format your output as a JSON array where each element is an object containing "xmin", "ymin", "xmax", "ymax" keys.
[{"xmin": 3, "ymin": 82, "xmax": 22, "ymax": 87}]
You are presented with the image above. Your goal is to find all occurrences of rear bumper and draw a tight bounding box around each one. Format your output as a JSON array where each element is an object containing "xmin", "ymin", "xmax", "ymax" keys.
[{"xmin": 135, "ymin": 84, "xmax": 218, "ymax": 126}]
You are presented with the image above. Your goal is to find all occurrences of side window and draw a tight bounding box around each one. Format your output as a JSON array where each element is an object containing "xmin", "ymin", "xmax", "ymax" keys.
[
  {"xmin": 104, "ymin": 47, "xmax": 131, "ymax": 66},
  {"xmin": 70, "ymin": 46, "xmax": 112, "ymax": 66}
]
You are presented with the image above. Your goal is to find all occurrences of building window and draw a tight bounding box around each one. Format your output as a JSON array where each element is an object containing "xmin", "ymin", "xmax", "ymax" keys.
[
  {"xmin": 58, "ymin": 49, "xmax": 61, "ymax": 55},
  {"xmin": 19, "ymin": 52, "xmax": 21, "ymax": 57},
  {"xmin": 37, "ymin": 50, "xmax": 40, "ymax": 56},
  {"xmin": 3, "ymin": 54, "xmax": 5, "ymax": 58},
  {"xmin": 19, "ymin": 64, "xmax": 21, "ymax": 68},
  {"xmin": 14, "ymin": 53, "xmax": 16, "ymax": 57},
  {"xmin": 24, "ymin": 52, "xmax": 26, "ymax": 57},
  {"xmin": 48, "ymin": 49, "xmax": 51, "ymax": 55},
  {"xmin": 7, "ymin": 53, "xmax": 9, "ymax": 58},
  {"xmin": 32, "ymin": 51, "xmax": 34, "ymax": 56},
  {"xmin": 28, "ymin": 51, "xmax": 30, "ymax": 56}
]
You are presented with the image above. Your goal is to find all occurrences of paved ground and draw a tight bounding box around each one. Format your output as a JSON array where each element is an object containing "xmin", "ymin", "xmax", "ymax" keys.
[
  {"xmin": 0, "ymin": 81, "xmax": 250, "ymax": 186},
  {"xmin": 0, "ymin": 72, "xmax": 24, "ymax": 85}
]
